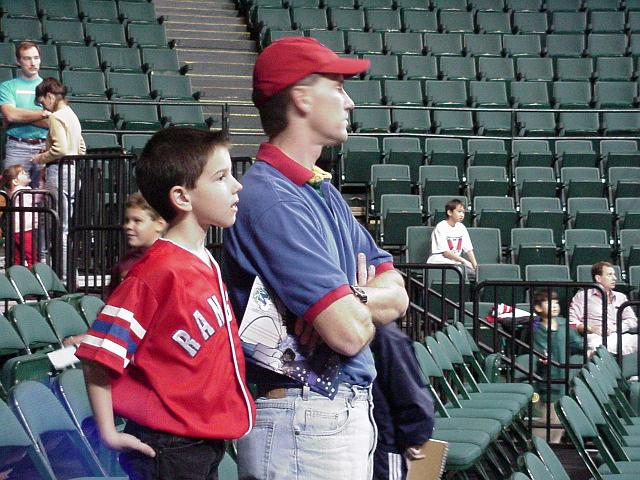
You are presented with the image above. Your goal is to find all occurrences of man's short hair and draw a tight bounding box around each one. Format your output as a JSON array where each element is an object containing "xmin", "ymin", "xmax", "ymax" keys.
[
  {"xmin": 445, "ymin": 198, "xmax": 464, "ymax": 216},
  {"xmin": 125, "ymin": 192, "xmax": 163, "ymax": 222},
  {"xmin": 15, "ymin": 41, "xmax": 39, "ymax": 59},
  {"xmin": 592, "ymin": 261, "xmax": 614, "ymax": 281},
  {"xmin": 135, "ymin": 127, "xmax": 229, "ymax": 223},
  {"xmin": 533, "ymin": 289, "xmax": 559, "ymax": 307}
]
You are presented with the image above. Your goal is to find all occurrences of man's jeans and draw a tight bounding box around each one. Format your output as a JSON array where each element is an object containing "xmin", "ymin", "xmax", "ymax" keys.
[
  {"xmin": 44, "ymin": 164, "xmax": 75, "ymax": 279},
  {"xmin": 238, "ymin": 384, "xmax": 377, "ymax": 480},
  {"xmin": 4, "ymin": 138, "xmax": 43, "ymax": 187},
  {"xmin": 119, "ymin": 421, "xmax": 225, "ymax": 480}
]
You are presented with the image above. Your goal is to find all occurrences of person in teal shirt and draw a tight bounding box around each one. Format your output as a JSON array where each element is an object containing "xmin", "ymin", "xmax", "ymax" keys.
[
  {"xmin": 0, "ymin": 41, "xmax": 50, "ymax": 186},
  {"xmin": 531, "ymin": 289, "xmax": 584, "ymax": 443}
]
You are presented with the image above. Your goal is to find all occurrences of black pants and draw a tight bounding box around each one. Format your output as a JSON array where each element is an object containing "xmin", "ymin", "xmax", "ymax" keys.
[{"xmin": 119, "ymin": 421, "xmax": 225, "ymax": 480}]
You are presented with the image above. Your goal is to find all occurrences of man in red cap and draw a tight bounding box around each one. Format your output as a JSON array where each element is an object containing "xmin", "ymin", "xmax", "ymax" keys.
[{"xmin": 224, "ymin": 37, "xmax": 409, "ymax": 479}]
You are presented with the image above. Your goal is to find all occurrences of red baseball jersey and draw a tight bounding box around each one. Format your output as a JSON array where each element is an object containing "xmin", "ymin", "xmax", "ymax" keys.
[{"xmin": 76, "ymin": 239, "xmax": 255, "ymax": 439}]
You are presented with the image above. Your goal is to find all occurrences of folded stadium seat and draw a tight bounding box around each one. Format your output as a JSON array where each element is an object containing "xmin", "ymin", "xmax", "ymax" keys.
[
  {"xmin": 609, "ymin": 166, "xmax": 640, "ymax": 200},
  {"xmin": 516, "ymin": 111, "xmax": 557, "ymax": 136},
  {"xmin": 119, "ymin": 1, "xmax": 163, "ymax": 25},
  {"xmin": 467, "ymin": 138, "xmax": 509, "ymax": 168},
  {"xmin": 468, "ymin": 80, "xmax": 509, "ymax": 110},
  {"xmin": 594, "ymin": 81, "xmax": 639, "ymax": 109},
  {"xmin": 401, "ymin": 9, "xmax": 438, "ymax": 33},
  {"xmin": 43, "ymin": 299, "xmax": 88, "ymax": 345},
  {"xmin": 344, "ymin": 79, "xmax": 383, "ymax": 105},
  {"xmin": 383, "ymin": 79, "xmax": 423, "ymax": 106},
  {"xmin": 0, "ymin": 0, "xmax": 38, "ymax": 18},
  {"xmin": 61, "ymin": 70, "xmax": 108, "ymax": 99},
  {"xmin": 564, "ymin": 229, "xmax": 613, "ymax": 279},
  {"xmin": 363, "ymin": 54, "xmax": 398, "ymax": 80},
  {"xmin": 546, "ymin": 34, "xmax": 586, "ymax": 58},
  {"xmin": 78, "ymin": 294, "xmax": 105, "ymax": 326},
  {"xmin": 309, "ymin": 30, "xmax": 346, "ymax": 53},
  {"xmin": 128, "ymin": 23, "xmax": 175, "ymax": 49},
  {"xmin": 39, "ymin": 0, "xmax": 79, "ymax": 20},
  {"xmin": 382, "ymin": 137, "xmax": 424, "ymax": 184},
  {"xmin": 419, "ymin": 165, "xmax": 460, "ymax": 202},
  {"xmin": 512, "ymin": 12, "xmax": 548, "ymax": 34},
  {"xmin": 503, "ymin": 33, "xmax": 542, "ymax": 57},
  {"xmin": 477, "ymin": 57, "xmax": 515, "ymax": 81},
  {"xmin": 631, "ymin": 266, "xmax": 640, "ymax": 299},
  {"xmin": 466, "ymin": 166, "xmax": 509, "ymax": 199},
  {"xmin": 262, "ymin": 28, "xmax": 302, "ymax": 47},
  {"xmin": 59, "ymin": 45, "xmax": 100, "ymax": 72},
  {"xmin": 584, "ymin": 0, "xmax": 621, "ymax": 9},
  {"xmin": 630, "ymin": 0, "xmax": 640, "ymax": 11},
  {"xmin": 523, "ymin": 453, "xmax": 556, "ymax": 480},
  {"xmin": 425, "ymin": 138, "xmax": 466, "ymax": 181},
  {"xmin": 396, "ymin": 0, "xmax": 430, "ymax": 9},
  {"xmin": 328, "ymin": 8, "xmax": 366, "ymax": 31},
  {"xmin": 391, "ymin": 108, "xmax": 432, "ymax": 133},
  {"xmin": 514, "ymin": 166, "xmax": 557, "ymax": 197},
  {"xmin": 107, "ymin": 72, "xmax": 151, "ymax": 100},
  {"xmin": 370, "ymin": 164, "xmax": 412, "ymax": 217},
  {"xmin": 519, "ymin": 197, "xmax": 565, "ymax": 247},
  {"xmin": 438, "ymin": 10, "xmax": 475, "ymax": 33},
  {"xmin": 141, "ymin": 47, "xmax": 187, "ymax": 74},
  {"xmin": 427, "ymin": 194, "xmax": 469, "ymax": 226},
  {"xmin": 511, "ymin": 228, "xmax": 557, "ymax": 270},
  {"xmin": 552, "ymin": 81, "xmax": 593, "ymax": 109},
  {"xmin": 324, "ymin": 0, "xmax": 355, "ymax": 7},
  {"xmin": 347, "ymin": 31, "xmax": 384, "ymax": 54},
  {"xmin": 0, "ymin": 17, "xmax": 42, "ymax": 43},
  {"xmin": 586, "ymin": 33, "xmax": 628, "ymax": 57},
  {"xmin": 545, "ymin": 0, "xmax": 582, "ymax": 12},
  {"xmin": 560, "ymin": 166, "xmax": 605, "ymax": 201},
  {"xmin": 72, "ymin": 102, "xmax": 114, "ymax": 130},
  {"xmin": 291, "ymin": 7, "xmax": 328, "ymax": 31},
  {"xmin": 473, "ymin": 196, "xmax": 518, "ymax": 248},
  {"xmin": 405, "ymin": 225, "xmax": 433, "ymax": 263},
  {"xmin": 358, "ymin": 0, "xmax": 395, "ymax": 8},
  {"xmin": 476, "ymin": 12, "xmax": 512, "ymax": 34},
  {"xmin": 616, "ymin": 197, "xmax": 640, "ymax": 230},
  {"xmin": 0, "ymin": 43, "xmax": 17, "ymax": 68},
  {"xmin": 439, "ymin": 55, "xmax": 477, "ymax": 81},
  {"xmin": 100, "ymin": 46, "xmax": 144, "ymax": 73},
  {"xmin": 555, "ymin": 139, "xmax": 597, "ymax": 169},
  {"xmin": 516, "ymin": 57, "xmax": 554, "ymax": 82},
  {"xmin": 477, "ymin": 264, "xmax": 524, "ymax": 303},
  {"xmin": 0, "ymin": 67, "xmax": 12, "ymax": 83},
  {"xmin": 432, "ymin": 0, "xmax": 470, "ymax": 10},
  {"xmin": 251, "ymin": 7, "xmax": 291, "ymax": 39},
  {"xmin": 114, "ymin": 103, "xmax": 161, "ymax": 130},
  {"xmin": 558, "ymin": 112, "xmax": 601, "ymax": 137},
  {"xmin": 9, "ymin": 304, "xmax": 60, "ymax": 353},
  {"xmin": 630, "ymin": 33, "xmax": 640, "ymax": 58},
  {"xmin": 401, "ymin": 54, "xmax": 439, "ymax": 80},
  {"xmin": 78, "ymin": 0, "xmax": 120, "ymax": 23},
  {"xmin": 555, "ymin": 57, "xmax": 594, "ymax": 82},
  {"xmin": 84, "ymin": 22, "xmax": 129, "ymax": 47},
  {"xmin": 161, "ymin": 104, "xmax": 213, "ymax": 129},
  {"xmin": 567, "ymin": 198, "xmax": 614, "ymax": 241},
  {"xmin": 84, "ymin": 132, "xmax": 120, "ymax": 152},
  {"xmin": 31, "ymin": 263, "xmax": 72, "ymax": 300},
  {"xmin": 433, "ymin": 110, "xmax": 475, "ymax": 135},
  {"xmin": 630, "ymin": 12, "xmax": 640, "ymax": 33},
  {"xmin": 475, "ymin": 111, "xmax": 513, "ymax": 137},
  {"xmin": 525, "ymin": 264, "xmax": 569, "ymax": 282},
  {"xmin": 121, "ymin": 133, "xmax": 151, "ymax": 155},
  {"xmin": 425, "ymin": 79, "xmax": 468, "ymax": 107},
  {"xmin": 550, "ymin": 11, "xmax": 587, "ymax": 34},
  {"xmin": 595, "ymin": 56, "xmax": 636, "ymax": 82},
  {"xmin": 466, "ymin": 227, "xmax": 502, "ymax": 265},
  {"xmin": 339, "ymin": 136, "xmax": 381, "ymax": 188},
  {"xmin": 365, "ymin": 8, "xmax": 401, "ymax": 32},
  {"xmin": 603, "ymin": 112, "xmax": 640, "ymax": 136},
  {"xmin": 510, "ymin": 81, "xmax": 551, "ymax": 109},
  {"xmin": 473, "ymin": 0, "xmax": 505, "ymax": 10},
  {"xmin": 617, "ymin": 230, "xmax": 640, "ymax": 276},
  {"xmin": 590, "ymin": 10, "xmax": 626, "ymax": 34},
  {"xmin": 150, "ymin": 73, "xmax": 200, "ymax": 101},
  {"xmin": 384, "ymin": 31, "xmax": 425, "ymax": 55},
  {"xmin": 39, "ymin": 67, "xmax": 59, "ymax": 81},
  {"xmin": 379, "ymin": 194, "xmax": 423, "ymax": 248},
  {"xmin": 424, "ymin": 33, "xmax": 465, "ymax": 56}
]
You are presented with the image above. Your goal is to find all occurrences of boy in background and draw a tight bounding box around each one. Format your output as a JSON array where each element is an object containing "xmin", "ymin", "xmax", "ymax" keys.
[{"xmin": 76, "ymin": 127, "xmax": 255, "ymax": 480}]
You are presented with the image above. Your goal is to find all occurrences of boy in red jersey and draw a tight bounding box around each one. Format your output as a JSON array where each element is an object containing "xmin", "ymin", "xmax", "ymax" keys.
[{"xmin": 76, "ymin": 127, "xmax": 255, "ymax": 480}]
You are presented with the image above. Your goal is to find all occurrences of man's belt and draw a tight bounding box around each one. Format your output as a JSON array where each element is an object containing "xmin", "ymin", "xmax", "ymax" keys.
[{"xmin": 7, "ymin": 135, "xmax": 46, "ymax": 145}]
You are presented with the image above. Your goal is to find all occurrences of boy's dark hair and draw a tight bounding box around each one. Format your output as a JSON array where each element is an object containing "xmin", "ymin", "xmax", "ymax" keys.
[
  {"xmin": 135, "ymin": 127, "xmax": 229, "ymax": 223},
  {"xmin": 445, "ymin": 198, "xmax": 464, "ymax": 216},
  {"xmin": 15, "ymin": 41, "xmax": 39, "ymax": 60},
  {"xmin": 533, "ymin": 289, "xmax": 559, "ymax": 307},
  {"xmin": 592, "ymin": 261, "xmax": 614, "ymax": 281}
]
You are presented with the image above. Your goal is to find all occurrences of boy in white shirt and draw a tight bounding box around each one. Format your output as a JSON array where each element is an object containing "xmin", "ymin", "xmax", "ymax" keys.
[{"xmin": 427, "ymin": 199, "xmax": 477, "ymax": 276}]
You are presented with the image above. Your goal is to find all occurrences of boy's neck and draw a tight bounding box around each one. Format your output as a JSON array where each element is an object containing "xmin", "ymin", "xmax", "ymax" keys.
[
  {"xmin": 163, "ymin": 214, "xmax": 208, "ymax": 254},
  {"xmin": 446, "ymin": 218, "xmax": 457, "ymax": 227},
  {"xmin": 538, "ymin": 317, "xmax": 558, "ymax": 330}
]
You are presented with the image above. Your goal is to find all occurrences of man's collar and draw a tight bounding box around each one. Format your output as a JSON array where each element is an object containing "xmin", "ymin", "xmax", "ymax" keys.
[
  {"xmin": 590, "ymin": 287, "xmax": 617, "ymax": 301},
  {"xmin": 256, "ymin": 143, "xmax": 314, "ymax": 186}
]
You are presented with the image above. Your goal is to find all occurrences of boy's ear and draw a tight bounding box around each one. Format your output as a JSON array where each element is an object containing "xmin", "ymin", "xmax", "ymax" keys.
[{"xmin": 168, "ymin": 185, "xmax": 191, "ymax": 213}]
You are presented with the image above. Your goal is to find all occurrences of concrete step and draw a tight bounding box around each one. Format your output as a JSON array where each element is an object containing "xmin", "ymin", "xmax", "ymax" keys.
[
  {"xmin": 156, "ymin": 2, "xmax": 238, "ymax": 13},
  {"xmin": 165, "ymin": 20, "xmax": 247, "ymax": 31},
  {"xmin": 229, "ymin": 133, "xmax": 265, "ymax": 158},
  {"xmin": 187, "ymin": 57, "xmax": 254, "ymax": 75},
  {"xmin": 176, "ymin": 37, "xmax": 257, "ymax": 50},
  {"xmin": 178, "ymin": 48, "xmax": 257, "ymax": 63},
  {"xmin": 167, "ymin": 29, "xmax": 251, "ymax": 41}
]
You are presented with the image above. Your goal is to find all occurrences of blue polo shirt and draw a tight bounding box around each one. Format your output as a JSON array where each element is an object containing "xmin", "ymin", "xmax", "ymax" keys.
[
  {"xmin": 223, "ymin": 143, "xmax": 395, "ymax": 387},
  {"xmin": 0, "ymin": 75, "xmax": 46, "ymax": 139}
]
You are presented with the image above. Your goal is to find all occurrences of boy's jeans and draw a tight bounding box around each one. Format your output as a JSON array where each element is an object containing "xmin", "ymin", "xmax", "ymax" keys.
[
  {"xmin": 238, "ymin": 384, "xmax": 377, "ymax": 480},
  {"xmin": 119, "ymin": 421, "xmax": 225, "ymax": 480}
]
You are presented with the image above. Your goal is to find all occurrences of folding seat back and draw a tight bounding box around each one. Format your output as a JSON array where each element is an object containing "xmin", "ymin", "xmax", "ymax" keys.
[
  {"xmin": 351, "ymin": 107, "xmax": 390, "ymax": 132},
  {"xmin": 507, "ymin": 0, "xmax": 543, "ymax": 11},
  {"xmin": 291, "ymin": 7, "xmax": 328, "ymax": 30},
  {"xmin": 309, "ymin": 30, "xmax": 346, "ymax": 53},
  {"xmin": 469, "ymin": 81, "xmax": 509, "ymax": 109},
  {"xmin": 546, "ymin": 34, "xmax": 586, "ymax": 58},
  {"xmin": 616, "ymin": 197, "xmax": 640, "ymax": 230},
  {"xmin": 629, "ymin": 11, "xmax": 640, "ymax": 33},
  {"xmin": 473, "ymin": 0, "xmax": 505, "ymax": 10},
  {"xmin": 100, "ymin": 46, "xmax": 143, "ymax": 73},
  {"xmin": 523, "ymin": 452, "xmax": 554, "ymax": 480},
  {"xmin": 1, "ymin": 0, "xmax": 37, "ymax": 18},
  {"xmin": 385, "ymin": 32, "xmax": 424, "ymax": 55},
  {"xmin": 141, "ymin": 47, "xmax": 183, "ymax": 74},
  {"xmin": 42, "ymin": 18, "xmax": 85, "ymax": 45},
  {"xmin": 391, "ymin": 108, "xmax": 431, "ymax": 133},
  {"xmin": 380, "ymin": 194, "xmax": 422, "ymax": 247},
  {"xmin": 433, "ymin": 110, "xmax": 474, "ymax": 135},
  {"xmin": 39, "ymin": 0, "xmax": 79, "ymax": 20},
  {"xmin": 468, "ymin": 227, "xmax": 502, "ymax": 264},
  {"xmin": 37, "ymin": 44, "xmax": 59, "ymax": 70},
  {"xmin": 401, "ymin": 10, "xmax": 438, "ymax": 33},
  {"xmin": 555, "ymin": 140, "xmax": 597, "ymax": 168},
  {"xmin": 477, "ymin": 57, "xmax": 515, "ymax": 81},
  {"xmin": 150, "ymin": 73, "xmax": 196, "ymax": 100},
  {"xmin": 550, "ymin": 11, "xmax": 587, "ymax": 34},
  {"xmin": 558, "ymin": 112, "xmax": 600, "ymax": 137},
  {"xmin": 630, "ymin": 33, "xmax": 640, "ymax": 57},
  {"xmin": 78, "ymin": 0, "xmax": 119, "ymax": 23},
  {"xmin": 473, "ymin": 196, "xmax": 518, "ymax": 246},
  {"xmin": 405, "ymin": 225, "xmax": 434, "ymax": 263},
  {"xmin": 329, "ymin": 8, "xmax": 365, "ymax": 31},
  {"xmin": 382, "ymin": 136, "xmax": 423, "ymax": 183},
  {"xmin": 340, "ymin": 136, "xmax": 380, "ymax": 186},
  {"xmin": 503, "ymin": 34, "xmax": 542, "ymax": 57},
  {"xmin": 476, "ymin": 263, "xmax": 522, "ymax": 302},
  {"xmin": 73, "ymin": 101, "xmax": 114, "ymax": 130},
  {"xmin": 62, "ymin": 70, "xmax": 107, "ymax": 98},
  {"xmin": 466, "ymin": 166, "xmax": 509, "ymax": 198},
  {"xmin": 525, "ymin": 264, "xmax": 570, "ymax": 281},
  {"xmin": 603, "ymin": 112, "xmax": 640, "ymax": 136},
  {"xmin": 438, "ymin": 10, "xmax": 475, "ymax": 33},
  {"xmin": 512, "ymin": 139, "xmax": 553, "ymax": 168},
  {"xmin": 7, "ymin": 265, "xmax": 48, "ymax": 303},
  {"xmin": 564, "ymin": 229, "xmax": 612, "ymax": 278},
  {"xmin": 401, "ymin": 54, "xmax": 438, "ymax": 79},
  {"xmin": 590, "ymin": 10, "xmax": 625, "ymax": 33},
  {"xmin": 584, "ymin": 0, "xmax": 621, "ymax": 9},
  {"xmin": 567, "ymin": 197, "xmax": 613, "ymax": 237},
  {"xmin": 556, "ymin": 58, "xmax": 593, "ymax": 82},
  {"xmin": 513, "ymin": 12, "xmax": 548, "ymax": 34},
  {"xmin": 546, "ymin": 0, "xmax": 582, "ymax": 12},
  {"xmin": 45, "ymin": 299, "xmax": 88, "ymax": 343},
  {"xmin": 32, "ymin": 263, "xmax": 67, "ymax": 297},
  {"xmin": 59, "ymin": 45, "xmax": 100, "ymax": 72},
  {"xmin": 432, "ymin": 0, "xmax": 469, "ymax": 9},
  {"xmin": 594, "ymin": 81, "xmax": 638, "ymax": 109},
  {"xmin": 587, "ymin": 34, "xmax": 628, "ymax": 57},
  {"xmin": 128, "ymin": 23, "xmax": 171, "ymax": 48},
  {"xmin": 84, "ymin": 133, "xmax": 120, "ymax": 152},
  {"xmin": 552, "ymin": 81, "xmax": 592, "ymax": 109},
  {"xmin": 1, "ymin": 17, "xmax": 42, "ymax": 43},
  {"xmin": 560, "ymin": 166, "xmax": 604, "ymax": 199},
  {"xmin": 119, "ymin": 1, "xmax": 160, "ymax": 24},
  {"xmin": 85, "ymin": 22, "xmax": 128, "ymax": 47},
  {"xmin": 511, "ymin": 228, "xmax": 556, "ymax": 268},
  {"xmin": 520, "ymin": 197, "xmax": 564, "ymax": 246},
  {"xmin": 160, "ymin": 104, "xmax": 209, "ymax": 128},
  {"xmin": 439, "ymin": 56, "xmax": 477, "ymax": 80},
  {"xmin": 476, "ymin": 12, "xmax": 511, "ymax": 34},
  {"xmin": 425, "ymin": 80, "xmax": 467, "ymax": 106},
  {"xmin": 384, "ymin": 79, "xmax": 423, "ymax": 105},
  {"xmin": 79, "ymin": 295, "xmax": 105, "ymax": 326},
  {"xmin": 467, "ymin": 138, "xmax": 508, "ymax": 168},
  {"xmin": 344, "ymin": 79, "xmax": 383, "ymax": 105},
  {"xmin": 359, "ymin": 0, "xmax": 395, "ymax": 8},
  {"xmin": 609, "ymin": 166, "xmax": 640, "ymax": 199},
  {"xmin": 363, "ymin": 54, "xmax": 398, "ymax": 80},
  {"xmin": 618, "ymin": 229, "xmax": 640, "ymax": 271},
  {"xmin": 347, "ymin": 31, "xmax": 384, "ymax": 54},
  {"xmin": 516, "ymin": 111, "xmax": 557, "ymax": 136},
  {"xmin": 114, "ymin": 103, "xmax": 161, "ymax": 130},
  {"xmin": 9, "ymin": 304, "xmax": 60, "ymax": 353},
  {"xmin": 424, "ymin": 33, "xmax": 464, "ymax": 56},
  {"xmin": 595, "ymin": 56, "xmax": 634, "ymax": 82},
  {"xmin": 418, "ymin": 165, "xmax": 460, "ymax": 199},
  {"xmin": 516, "ymin": 57, "xmax": 554, "ymax": 81},
  {"xmin": 365, "ymin": 8, "xmax": 401, "ymax": 32},
  {"xmin": 425, "ymin": 138, "xmax": 465, "ymax": 178},
  {"xmin": 510, "ymin": 81, "xmax": 551, "ymax": 109}
]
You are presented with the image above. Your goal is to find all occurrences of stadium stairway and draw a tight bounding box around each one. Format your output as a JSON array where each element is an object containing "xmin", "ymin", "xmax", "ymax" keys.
[{"xmin": 155, "ymin": 0, "xmax": 265, "ymax": 157}]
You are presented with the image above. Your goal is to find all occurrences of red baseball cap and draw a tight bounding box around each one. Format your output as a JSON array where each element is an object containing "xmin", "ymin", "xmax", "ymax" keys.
[{"xmin": 252, "ymin": 37, "xmax": 370, "ymax": 108}]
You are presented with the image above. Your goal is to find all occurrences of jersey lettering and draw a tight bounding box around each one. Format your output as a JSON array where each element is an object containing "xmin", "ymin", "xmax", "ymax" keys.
[
  {"xmin": 172, "ymin": 330, "xmax": 201, "ymax": 357},
  {"xmin": 208, "ymin": 295, "xmax": 226, "ymax": 328},
  {"xmin": 193, "ymin": 309, "xmax": 215, "ymax": 340},
  {"xmin": 223, "ymin": 290, "xmax": 233, "ymax": 324}
]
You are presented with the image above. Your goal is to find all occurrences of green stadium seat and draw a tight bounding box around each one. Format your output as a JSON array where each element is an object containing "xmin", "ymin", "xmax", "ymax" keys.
[
  {"xmin": 427, "ymin": 194, "xmax": 469, "ymax": 226},
  {"xmin": 263, "ymin": 29, "xmax": 302, "ymax": 46},
  {"xmin": 0, "ymin": 67, "xmax": 13, "ymax": 82},
  {"xmin": 476, "ymin": 11, "xmax": 511, "ymax": 34},
  {"xmin": 525, "ymin": 264, "xmax": 569, "ymax": 282},
  {"xmin": 401, "ymin": 54, "xmax": 438, "ymax": 80},
  {"xmin": 601, "ymin": 140, "xmax": 640, "ymax": 176},
  {"xmin": 43, "ymin": 17, "xmax": 86, "ymax": 45},
  {"xmin": 469, "ymin": 81, "xmax": 508, "ymax": 109},
  {"xmin": 439, "ymin": 56, "xmax": 477, "ymax": 81},
  {"xmin": 439, "ymin": 10, "xmax": 475, "ymax": 33},
  {"xmin": 161, "ymin": 104, "xmax": 212, "ymax": 129},
  {"xmin": 291, "ymin": 7, "xmax": 328, "ymax": 30},
  {"xmin": 432, "ymin": 0, "xmax": 469, "ymax": 9},
  {"xmin": 553, "ymin": 81, "xmax": 592, "ymax": 109},
  {"xmin": 309, "ymin": 30, "xmax": 346, "ymax": 53},
  {"xmin": 44, "ymin": 300, "xmax": 88, "ymax": 345},
  {"xmin": 424, "ymin": 33, "xmax": 464, "ymax": 56},
  {"xmin": 555, "ymin": 140, "xmax": 597, "ymax": 169},
  {"xmin": 344, "ymin": 79, "xmax": 383, "ymax": 105},
  {"xmin": 384, "ymin": 79, "xmax": 424, "ymax": 105},
  {"xmin": 564, "ymin": 229, "xmax": 613, "ymax": 279},
  {"xmin": 0, "ymin": 0, "xmax": 37, "ymax": 18},
  {"xmin": 591, "ymin": 11, "xmax": 626, "ymax": 34},
  {"xmin": 520, "ymin": 197, "xmax": 564, "ymax": 246},
  {"xmin": 616, "ymin": 198, "xmax": 640, "ymax": 230},
  {"xmin": 9, "ymin": 304, "xmax": 59, "ymax": 353},
  {"xmin": 365, "ymin": 8, "xmax": 401, "ymax": 32},
  {"xmin": 558, "ymin": 112, "xmax": 601, "ymax": 136},
  {"xmin": 594, "ymin": 81, "xmax": 639, "ymax": 109},
  {"xmin": 503, "ymin": 33, "xmax": 542, "ymax": 57},
  {"xmin": 425, "ymin": 138, "xmax": 465, "ymax": 180},
  {"xmin": 122, "ymin": 133, "xmax": 152, "ymax": 154},
  {"xmin": 62, "ymin": 70, "xmax": 107, "ymax": 99},
  {"xmin": 629, "ymin": 33, "xmax": 640, "ymax": 57},
  {"xmin": 603, "ymin": 112, "xmax": 640, "ymax": 136},
  {"xmin": 515, "ymin": 165, "xmax": 557, "ymax": 197},
  {"xmin": 629, "ymin": 11, "xmax": 640, "ymax": 33},
  {"xmin": 119, "ymin": 1, "xmax": 162, "ymax": 25},
  {"xmin": 141, "ymin": 47, "xmax": 186, "ymax": 74},
  {"xmin": 1, "ymin": 17, "xmax": 42, "ymax": 43},
  {"xmin": 425, "ymin": 80, "xmax": 467, "ymax": 107},
  {"xmin": 419, "ymin": 165, "xmax": 460, "ymax": 203},
  {"xmin": 114, "ymin": 103, "xmax": 161, "ymax": 130},
  {"xmin": 329, "ymin": 8, "xmax": 366, "ymax": 31},
  {"xmin": 550, "ymin": 11, "xmax": 587, "ymax": 34},
  {"xmin": 0, "ymin": 43, "xmax": 16, "ymax": 68},
  {"xmin": 595, "ymin": 56, "xmax": 636, "ymax": 82},
  {"xmin": 85, "ymin": 22, "xmax": 129, "ymax": 47},
  {"xmin": 382, "ymin": 136, "xmax": 423, "ymax": 183},
  {"xmin": 107, "ymin": 72, "xmax": 151, "ymax": 100},
  {"xmin": 38, "ymin": 0, "xmax": 79, "ymax": 20},
  {"xmin": 78, "ymin": 0, "xmax": 119, "ymax": 23},
  {"xmin": 405, "ymin": 225, "xmax": 434, "ymax": 263},
  {"xmin": 380, "ymin": 194, "xmax": 423, "ymax": 247},
  {"xmin": 477, "ymin": 57, "xmax": 515, "ymax": 81},
  {"xmin": 391, "ymin": 108, "xmax": 432, "ymax": 133},
  {"xmin": 561, "ymin": 166, "xmax": 605, "ymax": 200},
  {"xmin": 346, "ymin": 31, "xmax": 384, "ymax": 54},
  {"xmin": 546, "ymin": 0, "xmax": 582, "ymax": 12},
  {"xmin": 340, "ymin": 136, "xmax": 381, "ymax": 187},
  {"xmin": 516, "ymin": 111, "xmax": 557, "ymax": 136},
  {"xmin": 359, "ymin": 0, "xmax": 395, "ymax": 8},
  {"xmin": 59, "ymin": 45, "xmax": 101, "ymax": 72},
  {"xmin": 370, "ymin": 164, "xmax": 412, "ymax": 215},
  {"xmin": 556, "ymin": 57, "xmax": 594, "ymax": 82},
  {"xmin": 385, "ymin": 32, "xmax": 424, "ymax": 55},
  {"xmin": 475, "ymin": 111, "xmax": 513, "ymax": 136},
  {"xmin": 476, "ymin": 264, "xmax": 523, "ymax": 303},
  {"xmin": 567, "ymin": 197, "xmax": 614, "ymax": 241},
  {"xmin": 396, "ymin": 0, "xmax": 431, "ymax": 9},
  {"xmin": 467, "ymin": 138, "xmax": 509, "ymax": 168},
  {"xmin": 100, "ymin": 46, "xmax": 144, "ymax": 73},
  {"xmin": 513, "ymin": 12, "xmax": 548, "ymax": 34},
  {"xmin": 516, "ymin": 57, "xmax": 554, "ymax": 82},
  {"xmin": 587, "ymin": 33, "xmax": 628, "ymax": 57},
  {"xmin": 363, "ymin": 54, "xmax": 398, "ymax": 80},
  {"xmin": 473, "ymin": 196, "xmax": 518, "ymax": 247},
  {"xmin": 609, "ymin": 166, "xmax": 640, "ymax": 200},
  {"xmin": 401, "ymin": 9, "xmax": 438, "ymax": 33},
  {"xmin": 619, "ymin": 229, "xmax": 640, "ymax": 274},
  {"xmin": 474, "ymin": 0, "xmax": 505, "ymax": 10},
  {"xmin": 433, "ymin": 110, "xmax": 474, "ymax": 135},
  {"xmin": 466, "ymin": 166, "xmax": 509, "ymax": 198},
  {"xmin": 252, "ymin": 7, "xmax": 291, "ymax": 39},
  {"xmin": 512, "ymin": 228, "xmax": 557, "ymax": 271},
  {"xmin": 150, "ymin": 73, "xmax": 199, "ymax": 100},
  {"xmin": 546, "ymin": 34, "xmax": 586, "ymax": 58},
  {"xmin": 83, "ymin": 132, "xmax": 120, "ymax": 153},
  {"xmin": 324, "ymin": 0, "xmax": 355, "ymax": 7},
  {"xmin": 585, "ymin": 0, "xmax": 621, "ymax": 9},
  {"xmin": 128, "ymin": 24, "xmax": 174, "ymax": 48},
  {"xmin": 507, "ymin": 0, "xmax": 543, "ymax": 11},
  {"xmin": 72, "ymin": 101, "xmax": 115, "ymax": 130},
  {"xmin": 510, "ymin": 81, "xmax": 551, "ymax": 108}
]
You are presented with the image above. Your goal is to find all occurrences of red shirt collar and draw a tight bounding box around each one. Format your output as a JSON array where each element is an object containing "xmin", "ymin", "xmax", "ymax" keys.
[{"xmin": 256, "ymin": 143, "xmax": 314, "ymax": 187}]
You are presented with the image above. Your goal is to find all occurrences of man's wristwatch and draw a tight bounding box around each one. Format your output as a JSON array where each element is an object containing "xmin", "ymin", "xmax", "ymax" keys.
[{"xmin": 350, "ymin": 285, "xmax": 368, "ymax": 304}]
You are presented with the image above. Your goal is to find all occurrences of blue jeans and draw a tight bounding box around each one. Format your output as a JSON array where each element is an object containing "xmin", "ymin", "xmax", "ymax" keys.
[
  {"xmin": 3, "ymin": 138, "xmax": 43, "ymax": 188},
  {"xmin": 237, "ymin": 384, "xmax": 377, "ymax": 480},
  {"xmin": 119, "ymin": 421, "xmax": 225, "ymax": 480}
]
